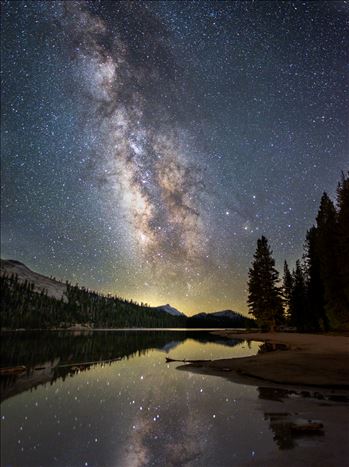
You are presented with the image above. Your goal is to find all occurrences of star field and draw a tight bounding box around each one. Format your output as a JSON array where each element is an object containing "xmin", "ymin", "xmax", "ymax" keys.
[
  {"xmin": 0, "ymin": 336, "xmax": 269, "ymax": 466},
  {"xmin": 1, "ymin": 1, "xmax": 348, "ymax": 314}
]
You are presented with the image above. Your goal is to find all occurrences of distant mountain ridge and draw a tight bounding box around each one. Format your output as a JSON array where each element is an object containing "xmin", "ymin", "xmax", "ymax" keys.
[
  {"xmin": 192, "ymin": 310, "xmax": 243, "ymax": 320},
  {"xmin": 149, "ymin": 307, "xmax": 252, "ymax": 324},
  {"xmin": 187, "ymin": 308, "xmax": 254, "ymax": 328}
]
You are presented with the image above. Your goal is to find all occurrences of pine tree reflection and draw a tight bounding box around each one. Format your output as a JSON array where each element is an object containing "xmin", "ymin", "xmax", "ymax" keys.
[{"xmin": 0, "ymin": 331, "xmax": 241, "ymax": 401}]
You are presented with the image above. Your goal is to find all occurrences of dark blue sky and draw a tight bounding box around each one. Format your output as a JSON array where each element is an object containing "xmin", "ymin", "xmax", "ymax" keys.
[{"xmin": 1, "ymin": 1, "xmax": 348, "ymax": 314}]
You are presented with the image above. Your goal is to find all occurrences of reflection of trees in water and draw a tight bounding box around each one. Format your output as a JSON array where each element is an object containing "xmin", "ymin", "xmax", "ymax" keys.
[
  {"xmin": 0, "ymin": 331, "xmax": 242, "ymax": 401},
  {"xmin": 257, "ymin": 386, "xmax": 348, "ymax": 403},
  {"xmin": 1, "ymin": 331, "xmax": 242, "ymax": 367},
  {"xmin": 264, "ymin": 412, "xmax": 324, "ymax": 450},
  {"xmin": 258, "ymin": 342, "xmax": 289, "ymax": 354},
  {"xmin": 258, "ymin": 388, "xmax": 326, "ymax": 451},
  {"xmin": 264, "ymin": 413, "xmax": 297, "ymax": 450},
  {"xmin": 257, "ymin": 386, "xmax": 295, "ymax": 402}
]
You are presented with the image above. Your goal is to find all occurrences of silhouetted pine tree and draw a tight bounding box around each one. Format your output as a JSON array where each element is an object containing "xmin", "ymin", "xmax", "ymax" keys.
[
  {"xmin": 332, "ymin": 172, "xmax": 349, "ymax": 328},
  {"xmin": 248, "ymin": 236, "xmax": 284, "ymax": 330},
  {"xmin": 303, "ymin": 227, "xmax": 328, "ymax": 330},
  {"xmin": 289, "ymin": 261, "xmax": 308, "ymax": 331},
  {"xmin": 315, "ymin": 193, "xmax": 339, "ymax": 326},
  {"xmin": 282, "ymin": 261, "xmax": 293, "ymax": 323}
]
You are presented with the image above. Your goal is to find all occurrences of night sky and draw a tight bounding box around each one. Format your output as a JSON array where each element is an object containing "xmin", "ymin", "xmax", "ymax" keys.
[{"xmin": 1, "ymin": 1, "xmax": 348, "ymax": 315}]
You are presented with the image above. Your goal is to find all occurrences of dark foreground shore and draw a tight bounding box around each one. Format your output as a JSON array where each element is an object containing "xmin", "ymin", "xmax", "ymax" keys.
[{"xmin": 176, "ymin": 332, "xmax": 349, "ymax": 467}]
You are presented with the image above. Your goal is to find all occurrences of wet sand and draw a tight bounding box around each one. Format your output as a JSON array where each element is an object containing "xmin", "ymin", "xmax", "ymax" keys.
[{"xmin": 178, "ymin": 332, "xmax": 349, "ymax": 387}]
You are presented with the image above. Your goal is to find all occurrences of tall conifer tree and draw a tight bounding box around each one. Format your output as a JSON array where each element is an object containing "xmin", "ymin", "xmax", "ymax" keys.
[
  {"xmin": 304, "ymin": 227, "xmax": 327, "ymax": 330},
  {"xmin": 282, "ymin": 261, "xmax": 293, "ymax": 323},
  {"xmin": 334, "ymin": 172, "xmax": 349, "ymax": 327},
  {"xmin": 248, "ymin": 236, "xmax": 284, "ymax": 330},
  {"xmin": 316, "ymin": 193, "xmax": 338, "ymax": 325},
  {"xmin": 289, "ymin": 261, "xmax": 307, "ymax": 331}
]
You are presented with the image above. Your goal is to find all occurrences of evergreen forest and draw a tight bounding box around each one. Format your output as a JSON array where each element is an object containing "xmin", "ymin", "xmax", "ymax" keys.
[
  {"xmin": 0, "ymin": 277, "xmax": 187, "ymax": 329},
  {"xmin": 248, "ymin": 172, "xmax": 349, "ymax": 331},
  {"xmin": 0, "ymin": 275, "xmax": 253, "ymax": 329}
]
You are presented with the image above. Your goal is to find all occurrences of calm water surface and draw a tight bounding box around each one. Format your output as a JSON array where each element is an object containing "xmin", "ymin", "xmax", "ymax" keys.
[{"xmin": 0, "ymin": 331, "xmax": 345, "ymax": 466}]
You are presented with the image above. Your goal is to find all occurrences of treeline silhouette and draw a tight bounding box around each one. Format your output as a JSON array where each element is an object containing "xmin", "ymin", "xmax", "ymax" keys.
[
  {"xmin": 0, "ymin": 275, "xmax": 254, "ymax": 329},
  {"xmin": 248, "ymin": 172, "xmax": 349, "ymax": 331},
  {"xmin": 0, "ymin": 276, "xmax": 187, "ymax": 329}
]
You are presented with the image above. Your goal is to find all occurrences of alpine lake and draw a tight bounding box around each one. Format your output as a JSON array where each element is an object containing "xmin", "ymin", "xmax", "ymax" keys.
[{"xmin": 1, "ymin": 330, "xmax": 348, "ymax": 467}]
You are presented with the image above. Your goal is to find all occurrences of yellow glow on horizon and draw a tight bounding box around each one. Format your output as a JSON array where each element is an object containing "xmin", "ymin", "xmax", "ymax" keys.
[{"xmin": 100, "ymin": 286, "xmax": 249, "ymax": 318}]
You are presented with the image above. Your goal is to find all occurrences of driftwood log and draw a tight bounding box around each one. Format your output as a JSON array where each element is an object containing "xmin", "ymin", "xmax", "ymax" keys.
[
  {"xmin": 0, "ymin": 365, "xmax": 26, "ymax": 375},
  {"xmin": 165, "ymin": 357, "xmax": 211, "ymax": 364}
]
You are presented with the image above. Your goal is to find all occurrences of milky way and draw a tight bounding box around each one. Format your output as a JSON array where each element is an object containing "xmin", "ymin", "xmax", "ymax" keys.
[
  {"xmin": 62, "ymin": 2, "xmax": 208, "ymax": 266},
  {"xmin": 1, "ymin": 1, "xmax": 348, "ymax": 314}
]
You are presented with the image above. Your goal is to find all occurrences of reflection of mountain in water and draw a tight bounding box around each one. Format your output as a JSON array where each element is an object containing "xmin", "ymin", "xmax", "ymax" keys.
[
  {"xmin": 161, "ymin": 340, "xmax": 181, "ymax": 353},
  {"xmin": 0, "ymin": 331, "xmax": 242, "ymax": 402}
]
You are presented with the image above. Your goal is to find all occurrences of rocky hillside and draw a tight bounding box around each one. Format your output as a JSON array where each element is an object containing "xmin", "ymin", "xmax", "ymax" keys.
[{"xmin": 1, "ymin": 259, "xmax": 67, "ymax": 301}]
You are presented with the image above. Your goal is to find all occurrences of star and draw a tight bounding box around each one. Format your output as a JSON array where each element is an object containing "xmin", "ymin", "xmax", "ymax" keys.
[{"xmin": 1, "ymin": 0, "xmax": 347, "ymax": 315}]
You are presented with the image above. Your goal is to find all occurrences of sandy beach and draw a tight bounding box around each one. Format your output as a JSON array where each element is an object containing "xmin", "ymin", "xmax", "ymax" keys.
[{"xmin": 178, "ymin": 332, "xmax": 349, "ymax": 387}]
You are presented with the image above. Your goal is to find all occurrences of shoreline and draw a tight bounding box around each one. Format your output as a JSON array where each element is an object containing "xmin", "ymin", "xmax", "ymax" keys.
[
  {"xmin": 0, "ymin": 327, "xmax": 250, "ymax": 332},
  {"xmin": 177, "ymin": 331, "xmax": 349, "ymax": 388}
]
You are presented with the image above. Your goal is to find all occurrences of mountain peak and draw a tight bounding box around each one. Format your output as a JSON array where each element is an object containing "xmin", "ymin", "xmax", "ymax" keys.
[
  {"xmin": 191, "ymin": 309, "xmax": 244, "ymax": 320},
  {"xmin": 152, "ymin": 304, "xmax": 186, "ymax": 317}
]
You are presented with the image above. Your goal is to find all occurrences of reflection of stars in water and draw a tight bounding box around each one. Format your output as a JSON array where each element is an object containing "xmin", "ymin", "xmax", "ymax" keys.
[{"xmin": 2, "ymin": 340, "xmax": 272, "ymax": 466}]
